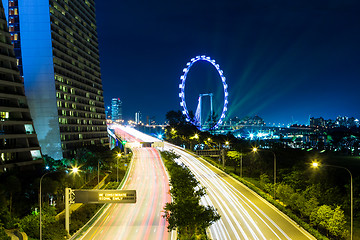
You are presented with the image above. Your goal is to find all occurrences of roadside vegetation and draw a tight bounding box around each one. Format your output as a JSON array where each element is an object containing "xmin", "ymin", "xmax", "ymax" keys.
[
  {"xmin": 161, "ymin": 150, "xmax": 220, "ymax": 239},
  {"xmin": 0, "ymin": 145, "xmax": 131, "ymax": 239}
]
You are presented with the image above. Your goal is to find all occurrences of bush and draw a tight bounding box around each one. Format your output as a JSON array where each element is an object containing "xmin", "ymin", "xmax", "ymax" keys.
[
  {"xmin": 69, "ymin": 204, "xmax": 103, "ymax": 234},
  {"xmin": 0, "ymin": 226, "xmax": 10, "ymax": 240},
  {"xmin": 19, "ymin": 206, "xmax": 67, "ymax": 240},
  {"xmin": 19, "ymin": 214, "xmax": 39, "ymax": 239},
  {"xmin": 276, "ymin": 183, "xmax": 294, "ymax": 206}
]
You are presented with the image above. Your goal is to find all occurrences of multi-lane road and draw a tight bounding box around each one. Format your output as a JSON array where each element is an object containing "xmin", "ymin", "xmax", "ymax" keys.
[
  {"xmin": 166, "ymin": 143, "xmax": 316, "ymax": 240},
  {"xmin": 79, "ymin": 124, "xmax": 316, "ymax": 240},
  {"xmin": 79, "ymin": 141, "xmax": 171, "ymax": 240}
]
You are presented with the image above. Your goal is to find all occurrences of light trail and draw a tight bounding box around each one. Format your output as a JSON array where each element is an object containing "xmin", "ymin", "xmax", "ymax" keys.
[
  {"xmin": 78, "ymin": 125, "xmax": 171, "ymax": 240},
  {"xmin": 97, "ymin": 125, "xmax": 315, "ymax": 240},
  {"xmin": 164, "ymin": 143, "xmax": 316, "ymax": 240}
]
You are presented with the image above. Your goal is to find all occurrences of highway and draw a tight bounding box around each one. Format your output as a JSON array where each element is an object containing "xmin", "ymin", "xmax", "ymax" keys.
[
  {"xmin": 83, "ymin": 124, "xmax": 316, "ymax": 240},
  {"xmin": 165, "ymin": 143, "xmax": 316, "ymax": 240},
  {"xmin": 79, "ymin": 127, "xmax": 171, "ymax": 240}
]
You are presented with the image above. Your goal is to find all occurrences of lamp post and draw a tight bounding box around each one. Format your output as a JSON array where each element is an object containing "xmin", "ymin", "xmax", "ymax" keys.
[
  {"xmin": 39, "ymin": 167, "xmax": 78, "ymax": 240},
  {"xmin": 311, "ymin": 162, "xmax": 353, "ymax": 240},
  {"xmin": 98, "ymin": 159, "xmax": 100, "ymax": 189},
  {"xmin": 116, "ymin": 153, "xmax": 121, "ymax": 182},
  {"xmin": 240, "ymin": 150, "xmax": 243, "ymax": 178},
  {"xmin": 252, "ymin": 147, "xmax": 277, "ymax": 199}
]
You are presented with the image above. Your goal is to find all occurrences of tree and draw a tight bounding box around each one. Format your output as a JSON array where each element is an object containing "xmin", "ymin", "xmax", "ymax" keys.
[
  {"xmin": 259, "ymin": 173, "xmax": 273, "ymax": 193},
  {"xmin": 290, "ymin": 193, "xmax": 318, "ymax": 218},
  {"xmin": 327, "ymin": 206, "xmax": 348, "ymax": 238},
  {"xmin": 166, "ymin": 110, "xmax": 187, "ymax": 126},
  {"xmin": 227, "ymin": 151, "xmax": 242, "ymax": 174},
  {"xmin": 5, "ymin": 175, "xmax": 21, "ymax": 216},
  {"xmin": 162, "ymin": 150, "xmax": 220, "ymax": 239},
  {"xmin": 310, "ymin": 205, "xmax": 333, "ymax": 230},
  {"xmin": 164, "ymin": 199, "xmax": 220, "ymax": 238},
  {"xmin": 276, "ymin": 183, "xmax": 294, "ymax": 206}
]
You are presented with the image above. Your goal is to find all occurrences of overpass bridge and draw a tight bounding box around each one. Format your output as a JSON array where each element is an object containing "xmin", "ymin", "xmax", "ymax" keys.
[{"xmin": 107, "ymin": 124, "xmax": 164, "ymax": 151}]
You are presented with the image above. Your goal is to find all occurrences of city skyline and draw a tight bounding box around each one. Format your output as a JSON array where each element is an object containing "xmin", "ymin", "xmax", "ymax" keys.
[{"xmin": 96, "ymin": 0, "xmax": 360, "ymax": 125}]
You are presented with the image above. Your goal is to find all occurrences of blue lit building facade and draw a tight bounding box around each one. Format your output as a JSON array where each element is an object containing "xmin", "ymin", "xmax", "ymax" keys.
[
  {"xmin": 0, "ymin": 1, "xmax": 42, "ymax": 170},
  {"xmin": 111, "ymin": 98, "xmax": 122, "ymax": 122},
  {"xmin": 2, "ymin": 0, "xmax": 108, "ymax": 159}
]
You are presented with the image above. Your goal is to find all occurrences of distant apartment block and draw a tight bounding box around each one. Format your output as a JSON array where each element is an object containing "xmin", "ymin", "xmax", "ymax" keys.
[
  {"xmin": 2, "ymin": 0, "xmax": 108, "ymax": 159},
  {"xmin": 0, "ymin": 1, "xmax": 42, "ymax": 170},
  {"xmin": 310, "ymin": 116, "xmax": 359, "ymax": 129}
]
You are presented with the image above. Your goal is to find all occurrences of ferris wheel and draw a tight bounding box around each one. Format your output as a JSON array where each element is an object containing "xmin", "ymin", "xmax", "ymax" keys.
[{"xmin": 179, "ymin": 55, "xmax": 229, "ymax": 131}]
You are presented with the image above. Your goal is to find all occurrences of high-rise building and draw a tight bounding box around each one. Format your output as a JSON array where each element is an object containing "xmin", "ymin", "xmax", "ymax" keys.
[
  {"xmin": 0, "ymin": 1, "xmax": 42, "ymax": 170},
  {"xmin": 111, "ymin": 98, "xmax": 122, "ymax": 122},
  {"xmin": 310, "ymin": 117, "xmax": 325, "ymax": 128},
  {"xmin": 2, "ymin": 0, "xmax": 108, "ymax": 159},
  {"xmin": 135, "ymin": 111, "xmax": 142, "ymax": 124}
]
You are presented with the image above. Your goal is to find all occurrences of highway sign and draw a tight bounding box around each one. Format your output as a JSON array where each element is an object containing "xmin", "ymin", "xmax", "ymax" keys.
[{"xmin": 74, "ymin": 189, "xmax": 136, "ymax": 204}]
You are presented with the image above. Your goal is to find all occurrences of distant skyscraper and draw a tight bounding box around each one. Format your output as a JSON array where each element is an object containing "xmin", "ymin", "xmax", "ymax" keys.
[
  {"xmin": 2, "ymin": 0, "xmax": 108, "ymax": 159},
  {"xmin": 111, "ymin": 98, "xmax": 122, "ymax": 121},
  {"xmin": 135, "ymin": 111, "xmax": 142, "ymax": 124},
  {"xmin": 0, "ymin": 1, "xmax": 42, "ymax": 170}
]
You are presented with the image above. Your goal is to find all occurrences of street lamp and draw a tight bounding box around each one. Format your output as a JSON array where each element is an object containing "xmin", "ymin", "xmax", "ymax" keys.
[
  {"xmin": 311, "ymin": 162, "xmax": 353, "ymax": 240},
  {"xmin": 98, "ymin": 159, "xmax": 100, "ymax": 189},
  {"xmin": 39, "ymin": 167, "xmax": 79, "ymax": 240},
  {"xmin": 252, "ymin": 147, "xmax": 277, "ymax": 199},
  {"xmin": 116, "ymin": 152, "xmax": 122, "ymax": 183},
  {"xmin": 240, "ymin": 150, "xmax": 243, "ymax": 178}
]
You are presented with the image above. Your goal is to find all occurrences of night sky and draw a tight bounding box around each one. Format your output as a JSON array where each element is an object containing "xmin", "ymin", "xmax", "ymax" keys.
[{"xmin": 96, "ymin": 0, "xmax": 360, "ymax": 126}]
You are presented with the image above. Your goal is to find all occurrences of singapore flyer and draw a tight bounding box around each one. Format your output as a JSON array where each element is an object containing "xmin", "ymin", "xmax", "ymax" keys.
[{"xmin": 179, "ymin": 55, "xmax": 229, "ymax": 131}]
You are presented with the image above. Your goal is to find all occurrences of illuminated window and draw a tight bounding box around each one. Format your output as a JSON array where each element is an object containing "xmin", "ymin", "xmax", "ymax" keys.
[
  {"xmin": 0, "ymin": 112, "xmax": 9, "ymax": 120},
  {"xmin": 14, "ymin": 34, "xmax": 18, "ymax": 40},
  {"xmin": 14, "ymin": 8, "xmax": 18, "ymax": 15},
  {"xmin": 24, "ymin": 124, "xmax": 34, "ymax": 134}
]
